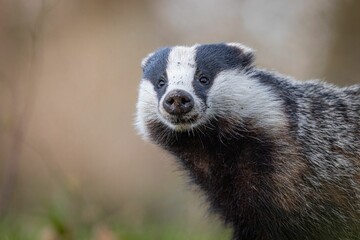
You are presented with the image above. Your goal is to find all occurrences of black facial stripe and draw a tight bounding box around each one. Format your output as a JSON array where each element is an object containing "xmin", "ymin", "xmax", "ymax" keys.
[
  {"xmin": 193, "ymin": 43, "xmax": 254, "ymax": 103},
  {"xmin": 195, "ymin": 43, "xmax": 253, "ymax": 76},
  {"xmin": 142, "ymin": 47, "xmax": 171, "ymax": 100},
  {"xmin": 192, "ymin": 70, "xmax": 212, "ymax": 104}
]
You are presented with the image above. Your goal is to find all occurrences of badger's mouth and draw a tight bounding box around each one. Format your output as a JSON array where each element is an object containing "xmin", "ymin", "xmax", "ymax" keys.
[
  {"xmin": 166, "ymin": 114, "xmax": 199, "ymax": 125},
  {"xmin": 159, "ymin": 105, "xmax": 205, "ymax": 131},
  {"xmin": 159, "ymin": 110, "xmax": 206, "ymax": 131}
]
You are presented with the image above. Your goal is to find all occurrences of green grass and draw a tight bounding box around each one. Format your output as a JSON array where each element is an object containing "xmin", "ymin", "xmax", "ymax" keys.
[
  {"xmin": 114, "ymin": 223, "xmax": 231, "ymax": 240},
  {"xmin": 0, "ymin": 216, "xmax": 231, "ymax": 240}
]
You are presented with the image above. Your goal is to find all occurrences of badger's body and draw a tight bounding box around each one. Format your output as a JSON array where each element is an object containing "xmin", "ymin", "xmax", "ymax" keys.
[{"xmin": 135, "ymin": 43, "xmax": 360, "ymax": 240}]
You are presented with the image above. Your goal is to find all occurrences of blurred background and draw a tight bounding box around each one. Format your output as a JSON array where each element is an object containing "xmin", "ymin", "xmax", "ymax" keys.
[{"xmin": 0, "ymin": 0, "xmax": 359, "ymax": 239}]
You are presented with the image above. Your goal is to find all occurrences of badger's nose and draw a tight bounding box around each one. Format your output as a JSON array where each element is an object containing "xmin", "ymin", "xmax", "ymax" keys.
[{"xmin": 163, "ymin": 90, "xmax": 194, "ymax": 115}]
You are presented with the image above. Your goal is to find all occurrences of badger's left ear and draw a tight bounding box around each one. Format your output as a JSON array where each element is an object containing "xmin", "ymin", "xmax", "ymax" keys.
[
  {"xmin": 226, "ymin": 42, "xmax": 255, "ymax": 68},
  {"xmin": 141, "ymin": 52, "xmax": 155, "ymax": 69}
]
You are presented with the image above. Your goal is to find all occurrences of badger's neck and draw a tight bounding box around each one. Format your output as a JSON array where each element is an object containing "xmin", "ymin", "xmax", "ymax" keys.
[{"xmin": 147, "ymin": 116, "xmax": 297, "ymax": 223}]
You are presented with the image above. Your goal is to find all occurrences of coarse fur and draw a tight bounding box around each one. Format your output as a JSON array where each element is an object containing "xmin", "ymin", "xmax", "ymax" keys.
[{"xmin": 135, "ymin": 43, "xmax": 360, "ymax": 240}]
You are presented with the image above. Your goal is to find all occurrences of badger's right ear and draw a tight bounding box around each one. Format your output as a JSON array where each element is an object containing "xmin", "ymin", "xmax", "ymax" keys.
[
  {"xmin": 141, "ymin": 52, "xmax": 155, "ymax": 69},
  {"xmin": 226, "ymin": 42, "xmax": 255, "ymax": 68}
]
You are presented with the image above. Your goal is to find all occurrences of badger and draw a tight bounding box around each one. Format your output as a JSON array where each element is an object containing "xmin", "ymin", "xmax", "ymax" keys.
[{"xmin": 135, "ymin": 43, "xmax": 360, "ymax": 240}]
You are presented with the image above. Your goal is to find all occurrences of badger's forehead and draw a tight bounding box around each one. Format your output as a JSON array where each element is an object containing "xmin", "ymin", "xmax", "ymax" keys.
[
  {"xmin": 168, "ymin": 46, "xmax": 197, "ymax": 68},
  {"xmin": 166, "ymin": 46, "xmax": 197, "ymax": 88}
]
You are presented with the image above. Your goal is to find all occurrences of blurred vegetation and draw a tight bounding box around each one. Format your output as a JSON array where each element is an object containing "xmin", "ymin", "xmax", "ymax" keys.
[
  {"xmin": 0, "ymin": 0, "xmax": 359, "ymax": 239},
  {"xmin": 0, "ymin": 185, "xmax": 231, "ymax": 240},
  {"xmin": 0, "ymin": 211, "xmax": 231, "ymax": 240}
]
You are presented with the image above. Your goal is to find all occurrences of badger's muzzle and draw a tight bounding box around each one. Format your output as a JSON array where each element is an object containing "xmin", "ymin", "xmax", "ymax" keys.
[{"xmin": 163, "ymin": 90, "xmax": 194, "ymax": 115}]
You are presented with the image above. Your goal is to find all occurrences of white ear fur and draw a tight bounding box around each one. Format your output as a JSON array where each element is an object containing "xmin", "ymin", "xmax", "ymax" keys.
[
  {"xmin": 226, "ymin": 42, "xmax": 254, "ymax": 55},
  {"xmin": 141, "ymin": 52, "xmax": 155, "ymax": 68}
]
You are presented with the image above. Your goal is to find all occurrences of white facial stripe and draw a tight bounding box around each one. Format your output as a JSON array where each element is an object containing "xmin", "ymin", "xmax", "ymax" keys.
[
  {"xmin": 135, "ymin": 80, "xmax": 158, "ymax": 140},
  {"xmin": 165, "ymin": 46, "xmax": 197, "ymax": 93},
  {"xmin": 157, "ymin": 46, "xmax": 204, "ymax": 122},
  {"xmin": 208, "ymin": 69, "xmax": 286, "ymax": 130}
]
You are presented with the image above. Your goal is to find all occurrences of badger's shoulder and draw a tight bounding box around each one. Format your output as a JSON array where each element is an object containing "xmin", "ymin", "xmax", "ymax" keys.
[{"xmin": 249, "ymin": 68, "xmax": 360, "ymax": 128}]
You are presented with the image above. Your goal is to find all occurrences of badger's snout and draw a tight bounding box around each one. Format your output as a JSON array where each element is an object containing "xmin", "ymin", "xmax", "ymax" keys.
[{"xmin": 163, "ymin": 90, "xmax": 194, "ymax": 115}]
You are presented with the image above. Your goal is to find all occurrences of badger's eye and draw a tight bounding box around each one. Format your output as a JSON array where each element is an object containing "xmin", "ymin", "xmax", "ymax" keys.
[
  {"xmin": 198, "ymin": 76, "xmax": 210, "ymax": 85},
  {"xmin": 157, "ymin": 79, "xmax": 166, "ymax": 89}
]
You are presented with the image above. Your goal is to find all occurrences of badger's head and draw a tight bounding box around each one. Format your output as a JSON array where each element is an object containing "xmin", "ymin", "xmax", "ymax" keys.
[{"xmin": 135, "ymin": 43, "xmax": 284, "ymax": 142}]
